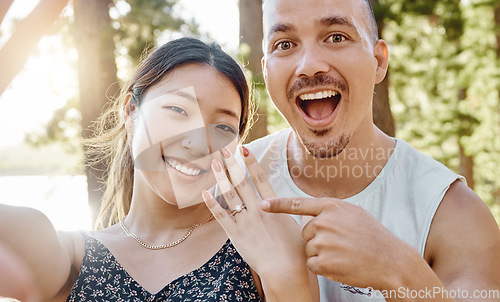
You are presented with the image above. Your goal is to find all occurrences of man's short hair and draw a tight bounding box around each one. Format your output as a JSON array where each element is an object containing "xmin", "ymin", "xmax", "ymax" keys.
[
  {"xmin": 262, "ymin": 0, "xmax": 380, "ymax": 42},
  {"xmin": 363, "ymin": 0, "xmax": 379, "ymax": 41}
]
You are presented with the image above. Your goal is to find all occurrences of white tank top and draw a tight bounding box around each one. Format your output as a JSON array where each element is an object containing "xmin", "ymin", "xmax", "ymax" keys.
[{"xmin": 243, "ymin": 128, "xmax": 465, "ymax": 302}]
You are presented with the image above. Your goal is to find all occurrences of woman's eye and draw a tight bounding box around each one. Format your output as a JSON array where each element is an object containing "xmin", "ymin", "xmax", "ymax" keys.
[
  {"xmin": 216, "ymin": 124, "xmax": 236, "ymax": 134},
  {"xmin": 277, "ymin": 41, "xmax": 293, "ymax": 51},
  {"xmin": 165, "ymin": 106, "xmax": 187, "ymax": 116},
  {"xmin": 327, "ymin": 34, "xmax": 346, "ymax": 43}
]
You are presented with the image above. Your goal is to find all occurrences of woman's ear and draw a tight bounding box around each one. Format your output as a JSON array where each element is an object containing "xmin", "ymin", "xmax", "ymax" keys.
[
  {"xmin": 123, "ymin": 93, "xmax": 136, "ymax": 135},
  {"xmin": 374, "ymin": 39, "xmax": 389, "ymax": 85}
]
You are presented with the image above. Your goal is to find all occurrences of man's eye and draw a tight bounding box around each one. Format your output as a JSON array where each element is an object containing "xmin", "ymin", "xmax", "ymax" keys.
[
  {"xmin": 216, "ymin": 124, "xmax": 236, "ymax": 134},
  {"xmin": 165, "ymin": 106, "xmax": 187, "ymax": 116},
  {"xmin": 277, "ymin": 41, "xmax": 293, "ymax": 51},
  {"xmin": 327, "ymin": 34, "xmax": 346, "ymax": 43}
]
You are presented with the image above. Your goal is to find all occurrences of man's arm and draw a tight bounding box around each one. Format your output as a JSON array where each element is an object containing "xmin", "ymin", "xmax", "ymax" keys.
[
  {"xmin": 424, "ymin": 180, "xmax": 500, "ymax": 300},
  {"xmin": 262, "ymin": 180, "xmax": 500, "ymax": 301}
]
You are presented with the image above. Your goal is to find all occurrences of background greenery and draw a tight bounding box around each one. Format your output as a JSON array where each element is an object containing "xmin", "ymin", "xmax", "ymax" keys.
[{"xmin": 1, "ymin": 0, "xmax": 499, "ymax": 224}]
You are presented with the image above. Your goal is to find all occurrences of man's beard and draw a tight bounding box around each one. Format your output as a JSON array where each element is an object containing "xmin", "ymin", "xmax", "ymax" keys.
[{"xmin": 299, "ymin": 133, "xmax": 350, "ymax": 158}]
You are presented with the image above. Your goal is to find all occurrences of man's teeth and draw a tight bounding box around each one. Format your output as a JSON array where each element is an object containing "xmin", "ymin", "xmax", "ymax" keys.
[
  {"xmin": 166, "ymin": 158, "xmax": 203, "ymax": 176},
  {"xmin": 299, "ymin": 90, "xmax": 338, "ymax": 101}
]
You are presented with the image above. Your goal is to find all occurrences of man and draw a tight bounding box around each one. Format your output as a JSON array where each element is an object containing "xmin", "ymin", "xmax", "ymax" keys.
[{"xmin": 244, "ymin": 0, "xmax": 500, "ymax": 300}]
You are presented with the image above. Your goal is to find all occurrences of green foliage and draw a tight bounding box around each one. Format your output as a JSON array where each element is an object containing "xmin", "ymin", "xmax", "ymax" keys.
[
  {"xmin": 237, "ymin": 43, "xmax": 288, "ymax": 135},
  {"xmin": 27, "ymin": 0, "xmax": 201, "ymax": 152},
  {"xmin": 112, "ymin": 0, "xmax": 200, "ymax": 65},
  {"xmin": 383, "ymin": 0, "xmax": 500, "ymax": 208},
  {"xmin": 371, "ymin": 0, "xmax": 463, "ymax": 40},
  {"xmin": 25, "ymin": 96, "xmax": 82, "ymax": 153}
]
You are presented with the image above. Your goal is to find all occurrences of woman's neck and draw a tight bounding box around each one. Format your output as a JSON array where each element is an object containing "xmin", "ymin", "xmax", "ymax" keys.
[{"xmin": 124, "ymin": 178, "xmax": 214, "ymax": 239}]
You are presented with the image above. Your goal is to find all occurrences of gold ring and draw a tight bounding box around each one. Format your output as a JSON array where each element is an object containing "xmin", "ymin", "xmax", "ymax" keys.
[{"xmin": 230, "ymin": 204, "xmax": 247, "ymax": 216}]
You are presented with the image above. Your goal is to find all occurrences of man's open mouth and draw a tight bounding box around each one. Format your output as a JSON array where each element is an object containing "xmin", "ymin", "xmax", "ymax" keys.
[
  {"xmin": 163, "ymin": 156, "xmax": 207, "ymax": 176},
  {"xmin": 296, "ymin": 90, "xmax": 341, "ymax": 121}
]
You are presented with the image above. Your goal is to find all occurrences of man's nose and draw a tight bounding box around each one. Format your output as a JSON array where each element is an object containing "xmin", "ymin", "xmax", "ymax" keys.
[{"xmin": 295, "ymin": 43, "xmax": 330, "ymax": 78}]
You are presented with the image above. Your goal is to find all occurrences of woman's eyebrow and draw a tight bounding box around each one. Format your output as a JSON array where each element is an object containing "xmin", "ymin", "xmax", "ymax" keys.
[
  {"xmin": 170, "ymin": 89, "xmax": 197, "ymax": 102},
  {"xmin": 163, "ymin": 88, "xmax": 239, "ymax": 120},
  {"xmin": 215, "ymin": 108, "xmax": 239, "ymax": 120}
]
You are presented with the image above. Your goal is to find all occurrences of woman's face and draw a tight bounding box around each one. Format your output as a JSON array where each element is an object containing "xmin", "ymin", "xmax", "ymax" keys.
[{"xmin": 128, "ymin": 63, "xmax": 242, "ymax": 208}]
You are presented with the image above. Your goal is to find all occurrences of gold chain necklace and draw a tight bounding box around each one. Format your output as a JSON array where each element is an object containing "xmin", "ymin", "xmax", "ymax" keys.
[{"xmin": 120, "ymin": 215, "xmax": 214, "ymax": 250}]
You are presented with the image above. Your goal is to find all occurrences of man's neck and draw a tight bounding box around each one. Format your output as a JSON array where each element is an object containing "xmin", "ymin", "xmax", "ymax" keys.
[{"xmin": 287, "ymin": 125, "xmax": 396, "ymax": 199}]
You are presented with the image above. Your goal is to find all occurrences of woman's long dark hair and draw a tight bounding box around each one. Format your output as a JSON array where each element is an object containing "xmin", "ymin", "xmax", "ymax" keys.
[{"xmin": 87, "ymin": 37, "xmax": 253, "ymax": 230}]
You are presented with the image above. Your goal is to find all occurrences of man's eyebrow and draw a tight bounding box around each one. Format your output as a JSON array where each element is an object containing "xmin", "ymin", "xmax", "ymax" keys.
[
  {"xmin": 267, "ymin": 16, "xmax": 357, "ymax": 40},
  {"xmin": 318, "ymin": 16, "xmax": 357, "ymax": 31},
  {"xmin": 268, "ymin": 23, "xmax": 296, "ymax": 38}
]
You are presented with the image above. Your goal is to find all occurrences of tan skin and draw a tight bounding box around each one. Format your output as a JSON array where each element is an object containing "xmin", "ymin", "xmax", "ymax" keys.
[
  {"xmin": 258, "ymin": 0, "xmax": 500, "ymax": 300},
  {"xmin": 0, "ymin": 64, "xmax": 318, "ymax": 301},
  {"xmin": 1, "ymin": 64, "xmax": 248, "ymax": 300}
]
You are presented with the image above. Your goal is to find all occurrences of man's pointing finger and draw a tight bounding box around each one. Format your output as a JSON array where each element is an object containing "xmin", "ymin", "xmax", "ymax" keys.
[{"xmin": 262, "ymin": 197, "xmax": 330, "ymax": 216}]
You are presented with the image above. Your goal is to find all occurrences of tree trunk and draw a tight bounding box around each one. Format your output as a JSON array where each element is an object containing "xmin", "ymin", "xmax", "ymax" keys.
[
  {"xmin": 0, "ymin": 0, "xmax": 14, "ymax": 25},
  {"xmin": 373, "ymin": 73, "xmax": 395, "ymax": 136},
  {"xmin": 459, "ymin": 142, "xmax": 474, "ymax": 189},
  {"xmin": 495, "ymin": 3, "xmax": 500, "ymax": 103},
  {"xmin": 73, "ymin": 0, "xmax": 119, "ymax": 224},
  {"xmin": 0, "ymin": 0, "xmax": 69, "ymax": 95},
  {"xmin": 457, "ymin": 88, "xmax": 474, "ymax": 189},
  {"xmin": 370, "ymin": 1, "xmax": 395, "ymax": 137},
  {"xmin": 239, "ymin": 0, "xmax": 268, "ymax": 142}
]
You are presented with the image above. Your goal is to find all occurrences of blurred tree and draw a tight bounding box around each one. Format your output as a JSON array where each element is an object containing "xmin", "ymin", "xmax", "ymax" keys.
[
  {"xmin": 369, "ymin": 0, "xmax": 395, "ymax": 137},
  {"xmin": 0, "ymin": 0, "xmax": 70, "ymax": 95},
  {"xmin": 369, "ymin": 0, "xmax": 465, "ymax": 137},
  {"xmin": 385, "ymin": 0, "xmax": 500, "ymax": 209},
  {"xmin": 0, "ymin": 1, "xmax": 15, "ymax": 25},
  {"xmin": 27, "ymin": 0, "xmax": 199, "ymax": 222},
  {"xmin": 73, "ymin": 0, "xmax": 119, "ymax": 221},
  {"xmin": 112, "ymin": 0, "xmax": 199, "ymax": 66},
  {"xmin": 460, "ymin": 0, "xmax": 500, "ymax": 206},
  {"xmin": 239, "ymin": 0, "xmax": 269, "ymax": 142}
]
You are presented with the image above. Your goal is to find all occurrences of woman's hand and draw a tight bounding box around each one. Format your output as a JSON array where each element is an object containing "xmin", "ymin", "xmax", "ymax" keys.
[{"xmin": 202, "ymin": 146, "xmax": 318, "ymax": 302}]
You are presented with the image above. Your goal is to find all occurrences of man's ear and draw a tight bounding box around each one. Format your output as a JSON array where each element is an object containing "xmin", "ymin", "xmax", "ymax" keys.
[
  {"xmin": 374, "ymin": 39, "xmax": 389, "ymax": 85},
  {"xmin": 123, "ymin": 93, "xmax": 136, "ymax": 135}
]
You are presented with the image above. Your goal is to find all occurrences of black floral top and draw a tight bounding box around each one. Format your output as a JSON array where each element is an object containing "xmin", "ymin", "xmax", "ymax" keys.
[{"xmin": 67, "ymin": 234, "xmax": 261, "ymax": 302}]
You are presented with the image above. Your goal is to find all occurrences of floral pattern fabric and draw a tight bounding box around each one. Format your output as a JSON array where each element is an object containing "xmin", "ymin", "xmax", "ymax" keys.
[{"xmin": 67, "ymin": 234, "xmax": 261, "ymax": 302}]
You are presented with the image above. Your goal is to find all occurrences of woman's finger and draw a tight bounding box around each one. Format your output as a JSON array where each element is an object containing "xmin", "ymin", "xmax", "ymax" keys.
[
  {"xmin": 202, "ymin": 190, "xmax": 235, "ymax": 230},
  {"xmin": 240, "ymin": 146, "xmax": 277, "ymax": 200},
  {"xmin": 211, "ymin": 158, "xmax": 246, "ymax": 212},
  {"xmin": 221, "ymin": 147, "xmax": 260, "ymax": 211}
]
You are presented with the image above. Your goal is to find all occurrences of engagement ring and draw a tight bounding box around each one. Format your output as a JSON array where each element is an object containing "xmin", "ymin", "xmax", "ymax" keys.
[{"xmin": 231, "ymin": 204, "xmax": 246, "ymax": 216}]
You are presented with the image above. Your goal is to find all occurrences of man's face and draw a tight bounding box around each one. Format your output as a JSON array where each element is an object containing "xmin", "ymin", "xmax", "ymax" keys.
[{"xmin": 262, "ymin": 0, "xmax": 388, "ymax": 158}]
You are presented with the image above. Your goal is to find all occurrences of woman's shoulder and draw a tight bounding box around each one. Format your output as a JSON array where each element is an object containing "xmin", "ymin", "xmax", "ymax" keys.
[{"xmin": 57, "ymin": 230, "xmax": 86, "ymax": 272}]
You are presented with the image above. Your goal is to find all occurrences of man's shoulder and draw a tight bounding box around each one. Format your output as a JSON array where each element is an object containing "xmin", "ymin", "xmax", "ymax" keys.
[
  {"xmin": 393, "ymin": 138, "xmax": 460, "ymax": 176},
  {"xmin": 384, "ymin": 138, "xmax": 465, "ymax": 193}
]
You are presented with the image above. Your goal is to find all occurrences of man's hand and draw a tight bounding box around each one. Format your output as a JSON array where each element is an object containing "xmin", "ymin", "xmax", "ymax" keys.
[{"xmin": 261, "ymin": 196, "xmax": 420, "ymax": 290}]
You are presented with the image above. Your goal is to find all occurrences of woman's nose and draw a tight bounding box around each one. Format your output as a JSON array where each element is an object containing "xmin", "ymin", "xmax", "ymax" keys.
[{"xmin": 181, "ymin": 127, "xmax": 210, "ymax": 156}]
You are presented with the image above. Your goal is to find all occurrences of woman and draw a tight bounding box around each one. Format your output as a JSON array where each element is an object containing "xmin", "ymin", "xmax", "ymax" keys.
[{"xmin": 0, "ymin": 37, "xmax": 316, "ymax": 301}]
